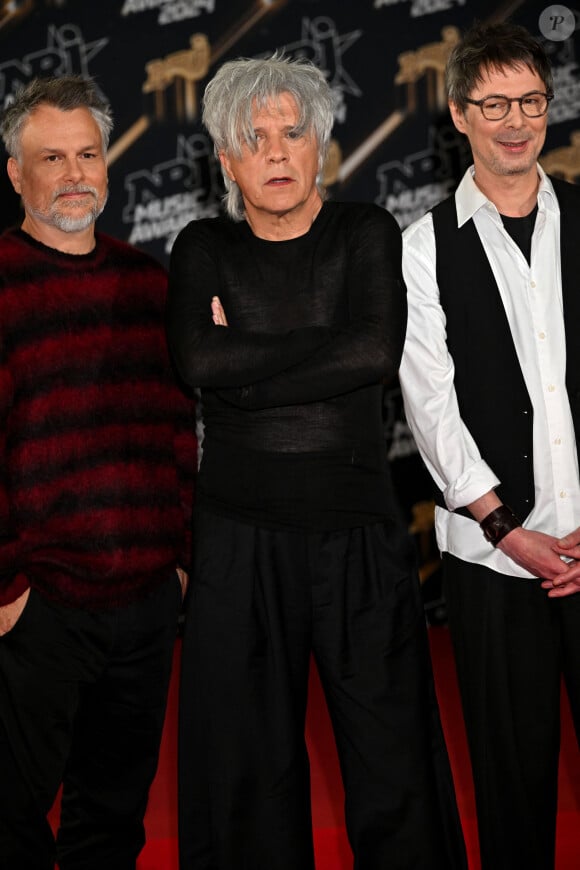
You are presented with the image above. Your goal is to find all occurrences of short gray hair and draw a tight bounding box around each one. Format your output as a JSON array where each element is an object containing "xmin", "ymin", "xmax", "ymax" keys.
[
  {"xmin": 202, "ymin": 54, "xmax": 335, "ymax": 220},
  {"xmin": 1, "ymin": 75, "xmax": 113, "ymax": 160}
]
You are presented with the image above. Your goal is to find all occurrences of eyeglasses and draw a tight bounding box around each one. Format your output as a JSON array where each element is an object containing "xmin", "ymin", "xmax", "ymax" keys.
[{"xmin": 464, "ymin": 91, "xmax": 554, "ymax": 121}]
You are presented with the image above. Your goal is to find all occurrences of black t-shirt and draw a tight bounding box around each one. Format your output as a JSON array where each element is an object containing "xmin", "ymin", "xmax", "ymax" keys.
[
  {"xmin": 166, "ymin": 201, "xmax": 406, "ymax": 530},
  {"xmin": 501, "ymin": 204, "xmax": 538, "ymax": 264}
]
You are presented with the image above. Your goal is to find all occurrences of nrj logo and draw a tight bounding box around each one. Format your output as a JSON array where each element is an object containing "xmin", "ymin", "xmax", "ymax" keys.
[
  {"xmin": 123, "ymin": 134, "xmax": 222, "ymax": 254},
  {"xmin": 0, "ymin": 24, "xmax": 108, "ymax": 106}
]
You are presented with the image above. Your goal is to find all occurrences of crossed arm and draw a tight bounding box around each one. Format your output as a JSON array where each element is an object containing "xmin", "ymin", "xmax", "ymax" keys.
[
  {"xmin": 167, "ymin": 208, "xmax": 406, "ymax": 407},
  {"xmin": 166, "ymin": 225, "xmax": 335, "ymax": 391},
  {"xmin": 211, "ymin": 286, "xmax": 406, "ymax": 409}
]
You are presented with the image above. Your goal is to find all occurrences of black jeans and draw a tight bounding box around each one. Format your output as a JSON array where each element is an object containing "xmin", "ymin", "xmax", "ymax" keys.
[{"xmin": 0, "ymin": 575, "xmax": 181, "ymax": 870}]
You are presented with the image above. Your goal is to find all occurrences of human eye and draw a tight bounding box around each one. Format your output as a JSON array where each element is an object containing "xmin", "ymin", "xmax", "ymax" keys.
[
  {"xmin": 522, "ymin": 94, "xmax": 542, "ymax": 109},
  {"xmin": 483, "ymin": 96, "xmax": 507, "ymax": 112},
  {"xmin": 286, "ymin": 127, "xmax": 302, "ymax": 140}
]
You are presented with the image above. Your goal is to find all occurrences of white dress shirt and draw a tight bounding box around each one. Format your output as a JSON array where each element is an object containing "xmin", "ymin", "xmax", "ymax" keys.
[{"xmin": 399, "ymin": 165, "xmax": 580, "ymax": 577}]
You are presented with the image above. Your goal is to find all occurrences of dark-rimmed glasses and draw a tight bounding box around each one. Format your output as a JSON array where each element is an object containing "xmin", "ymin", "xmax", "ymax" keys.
[{"xmin": 464, "ymin": 91, "xmax": 554, "ymax": 121}]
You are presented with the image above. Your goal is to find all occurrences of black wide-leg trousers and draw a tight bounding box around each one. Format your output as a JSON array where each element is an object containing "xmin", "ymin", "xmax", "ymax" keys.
[
  {"xmin": 0, "ymin": 575, "xmax": 181, "ymax": 870},
  {"xmin": 443, "ymin": 554, "xmax": 580, "ymax": 870},
  {"xmin": 178, "ymin": 510, "xmax": 467, "ymax": 870}
]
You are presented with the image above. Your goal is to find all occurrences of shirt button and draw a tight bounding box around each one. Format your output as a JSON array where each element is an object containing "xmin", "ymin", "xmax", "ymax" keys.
[
  {"xmin": 538, "ymin": 331, "xmax": 546, "ymax": 340},
  {"xmin": 560, "ymin": 491, "xmax": 568, "ymax": 499},
  {"xmin": 548, "ymin": 385, "xmax": 556, "ymax": 392},
  {"xmin": 530, "ymin": 281, "xmax": 537, "ymax": 288},
  {"xmin": 554, "ymin": 437, "xmax": 562, "ymax": 445}
]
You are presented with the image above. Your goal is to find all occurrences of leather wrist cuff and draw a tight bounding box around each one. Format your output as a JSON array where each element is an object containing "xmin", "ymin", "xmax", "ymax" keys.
[{"xmin": 480, "ymin": 505, "xmax": 522, "ymax": 547}]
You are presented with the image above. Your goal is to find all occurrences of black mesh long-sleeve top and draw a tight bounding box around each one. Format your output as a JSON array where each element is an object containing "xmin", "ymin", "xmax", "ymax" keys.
[{"xmin": 166, "ymin": 201, "xmax": 406, "ymax": 530}]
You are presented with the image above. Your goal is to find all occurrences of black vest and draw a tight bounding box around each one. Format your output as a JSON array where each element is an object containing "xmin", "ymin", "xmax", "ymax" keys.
[{"xmin": 431, "ymin": 176, "xmax": 580, "ymax": 521}]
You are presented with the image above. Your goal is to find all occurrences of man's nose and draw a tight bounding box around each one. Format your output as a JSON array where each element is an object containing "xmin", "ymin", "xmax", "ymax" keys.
[
  {"xmin": 265, "ymin": 136, "xmax": 289, "ymax": 162},
  {"xmin": 504, "ymin": 100, "xmax": 526, "ymax": 125},
  {"xmin": 62, "ymin": 157, "xmax": 84, "ymax": 180}
]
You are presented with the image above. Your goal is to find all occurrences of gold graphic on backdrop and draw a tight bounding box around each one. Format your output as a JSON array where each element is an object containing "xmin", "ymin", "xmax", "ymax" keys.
[
  {"xmin": 0, "ymin": 0, "xmax": 33, "ymax": 30},
  {"xmin": 144, "ymin": 33, "xmax": 210, "ymax": 123},
  {"xmin": 395, "ymin": 26, "xmax": 459, "ymax": 114},
  {"xmin": 107, "ymin": 0, "xmax": 287, "ymax": 166},
  {"xmin": 108, "ymin": 33, "xmax": 209, "ymax": 164},
  {"xmin": 541, "ymin": 131, "xmax": 580, "ymax": 182}
]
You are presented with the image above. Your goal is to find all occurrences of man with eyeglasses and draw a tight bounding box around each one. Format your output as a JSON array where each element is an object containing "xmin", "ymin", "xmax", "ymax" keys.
[{"xmin": 400, "ymin": 21, "xmax": 580, "ymax": 870}]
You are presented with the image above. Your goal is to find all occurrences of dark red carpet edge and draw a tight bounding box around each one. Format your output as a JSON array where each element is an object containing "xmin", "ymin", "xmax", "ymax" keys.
[{"xmin": 50, "ymin": 628, "xmax": 579, "ymax": 869}]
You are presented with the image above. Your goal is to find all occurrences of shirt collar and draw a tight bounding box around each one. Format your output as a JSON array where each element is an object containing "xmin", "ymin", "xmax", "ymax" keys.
[{"xmin": 454, "ymin": 164, "xmax": 558, "ymax": 227}]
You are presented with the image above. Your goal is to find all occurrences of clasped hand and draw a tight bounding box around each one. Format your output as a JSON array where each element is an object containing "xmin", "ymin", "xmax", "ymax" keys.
[
  {"xmin": 497, "ymin": 526, "xmax": 580, "ymax": 598},
  {"xmin": 544, "ymin": 528, "xmax": 580, "ymax": 598}
]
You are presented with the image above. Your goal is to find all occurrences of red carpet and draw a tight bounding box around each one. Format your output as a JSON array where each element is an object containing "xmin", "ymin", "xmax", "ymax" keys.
[{"xmin": 50, "ymin": 628, "xmax": 579, "ymax": 869}]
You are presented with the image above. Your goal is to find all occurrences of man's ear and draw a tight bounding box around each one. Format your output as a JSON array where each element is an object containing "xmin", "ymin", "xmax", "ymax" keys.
[
  {"xmin": 6, "ymin": 157, "xmax": 22, "ymax": 194},
  {"xmin": 449, "ymin": 100, "xmax": 467, "ymax": 135},
  {"xmin": 219, "ymin": 150, "xmax": 235, "ymax": 183}
]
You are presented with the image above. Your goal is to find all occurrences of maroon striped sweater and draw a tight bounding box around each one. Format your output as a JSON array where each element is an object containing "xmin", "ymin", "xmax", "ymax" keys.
[{"xmin": 0, "ymin": 228, "xmax": 196, "ymax": 610}]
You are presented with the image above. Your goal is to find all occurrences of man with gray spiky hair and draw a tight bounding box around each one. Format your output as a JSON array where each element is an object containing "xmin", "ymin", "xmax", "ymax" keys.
[{"xmin": 167, "ymin": 54, "xmax": 466, "ymax": 870}]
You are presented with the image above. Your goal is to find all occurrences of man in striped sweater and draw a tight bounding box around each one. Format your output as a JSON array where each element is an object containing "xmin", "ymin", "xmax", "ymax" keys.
[{"xmin": 0, "ymin": 76, "xmax": 195, "ymax": 869}]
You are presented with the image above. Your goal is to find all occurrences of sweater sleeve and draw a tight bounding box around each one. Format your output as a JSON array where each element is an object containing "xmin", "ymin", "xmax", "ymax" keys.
[
  {"xmin": 166, "ymin": 221, "xmax": 334, "ymax": 390},
  {"xmin": 216, "ymin": 206, "xmax": 407, "ymax": 409}
]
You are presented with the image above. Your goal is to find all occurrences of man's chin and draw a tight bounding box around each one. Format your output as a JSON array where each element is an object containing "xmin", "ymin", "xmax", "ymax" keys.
[
  {"xmin": 496, "ymin": 151, "xmax": 539, "ymax": 176},
  {"xmin": 51, "ymin": 207, "xmax": 101, "ymax": 233}
]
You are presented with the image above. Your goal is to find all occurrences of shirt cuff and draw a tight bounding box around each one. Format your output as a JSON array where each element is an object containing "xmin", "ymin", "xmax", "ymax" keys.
[{"xmin": 443, "ymin": 459, "xmax": 501, "ymax": 512}]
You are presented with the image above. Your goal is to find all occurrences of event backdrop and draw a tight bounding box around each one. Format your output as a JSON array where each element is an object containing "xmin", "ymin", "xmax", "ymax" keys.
[{"xmin": 1, "ymin": 0, "xmax": 579, "ymax": 590}]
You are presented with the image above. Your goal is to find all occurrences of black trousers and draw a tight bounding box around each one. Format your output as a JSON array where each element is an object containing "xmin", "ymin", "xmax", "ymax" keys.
[
  {"xmin": 443, "ymin": 554, "xmax": 580, "ymax": 870},
  {"xmin": 178, "ymin": 511, "xmax": 467, "ymax": 870},
  {"xmin": 0, "ymin": 575, "xmax": 182, "ymax": 870}
]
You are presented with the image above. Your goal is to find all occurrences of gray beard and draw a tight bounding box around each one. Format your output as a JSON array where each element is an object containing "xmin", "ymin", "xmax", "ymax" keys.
[
  {"xmin": 51, "ymin": 203, "xmax": 103, "ymax": 232},
  {"xmin": 27, "ymin": 187, "xmax": 108, "ymax": 234}
]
